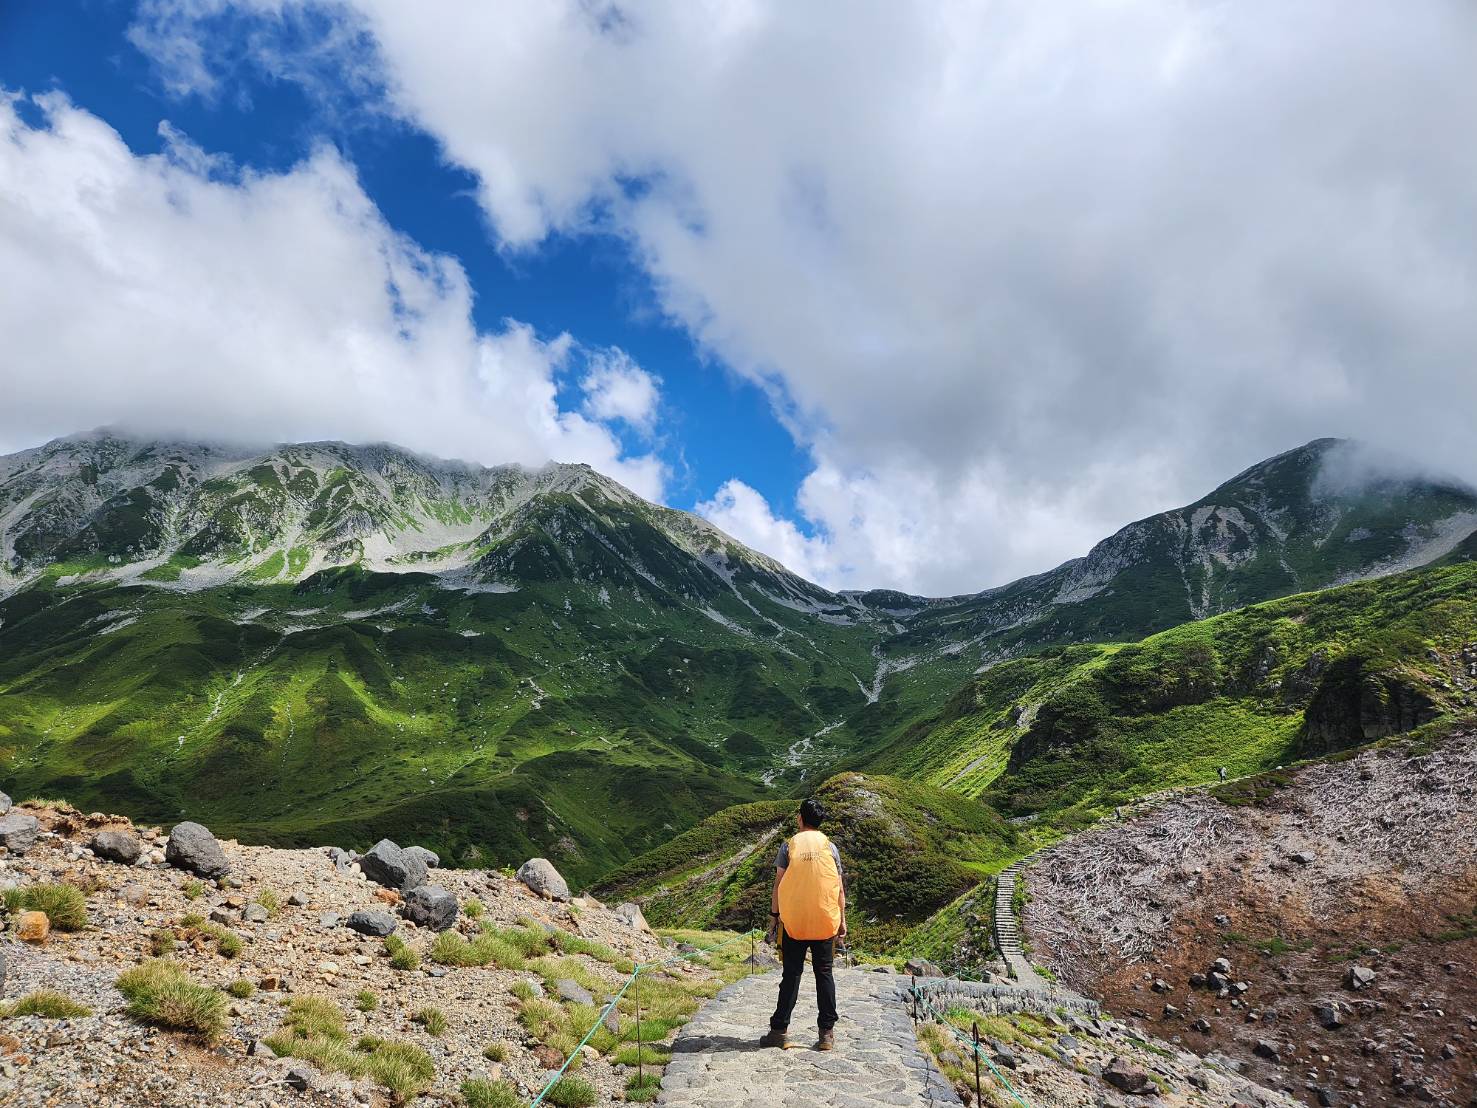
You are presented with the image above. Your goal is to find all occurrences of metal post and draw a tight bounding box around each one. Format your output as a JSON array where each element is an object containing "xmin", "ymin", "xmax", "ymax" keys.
[
  {"xmin": 972, "ymin": 1021, "xmax": 982, "ymax": 1105},
  {"xmin": 635, "ymin": 971, "xmax": 643, "ymax": 1085}
]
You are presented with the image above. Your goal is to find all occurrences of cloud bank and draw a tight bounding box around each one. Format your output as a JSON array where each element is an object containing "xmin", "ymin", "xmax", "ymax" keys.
[
  {"xmin": 96, "ymin": 4, "xmax": 1477, "ymax": 590},
  {"xmin": 0, "ymin": 90, "xmax": 666, "ymax": 499}
]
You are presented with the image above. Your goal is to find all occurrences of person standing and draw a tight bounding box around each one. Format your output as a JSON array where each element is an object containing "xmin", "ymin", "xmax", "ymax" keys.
[{"xmin": 760, "ymin": 797, "xmax": 846, "ymax": 1051}]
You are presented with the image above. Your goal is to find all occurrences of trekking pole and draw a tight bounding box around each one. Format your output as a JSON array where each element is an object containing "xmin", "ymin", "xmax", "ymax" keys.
[{"xmin": 973, "ymin": 1021, "xmax": 982, "ymax": 1106}]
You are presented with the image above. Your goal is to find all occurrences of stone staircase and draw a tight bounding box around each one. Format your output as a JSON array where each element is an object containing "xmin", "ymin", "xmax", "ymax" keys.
[{"xmin": 994, "ymin": 861, "xmax": 1046, "ymax": 989}]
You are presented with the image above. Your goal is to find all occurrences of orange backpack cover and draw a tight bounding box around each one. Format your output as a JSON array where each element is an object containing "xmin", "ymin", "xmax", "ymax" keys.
[{"xmin": 777, "ymin": 829, "xmax": 843, "ymax": 940}]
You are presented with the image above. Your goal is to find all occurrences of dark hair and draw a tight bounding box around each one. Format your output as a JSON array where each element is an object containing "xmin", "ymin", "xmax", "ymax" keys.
[{"xmin": 798, "ymin": 798, "xmax": 826, "ymax": 828}]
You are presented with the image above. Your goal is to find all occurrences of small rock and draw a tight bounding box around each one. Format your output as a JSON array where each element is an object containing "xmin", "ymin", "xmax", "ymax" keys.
[
  {"xmin": 904, "ymin": 958, "xmax": 942, "ymax": 978},
  {"xmin": 990, "ymin": 1040, "xmax": 1016, "ymax": 1069},
  {"xmin": 1151, "ymin": 978, "xmax": 1171, "ymax": 993},
  {"xmin": 248, "ymin": 1039, "xmax": 277, "ymax": 1058},
  {"xmin": 90, "ymin": 830, "xmax": 143, "ymax": 864},
  {"xmin": 164, "ymin": 821, "xmax": 230, "ymax": 878},
  {"xmin": 555, "ymin": 979, "xmax": 595, "ymax": 1005},
  {"xmin": 613, "ymin": 902, "xmax": 651, "ymax": 932},
  {"xmin": 515, "ymin": 858, "xmax": 570, "ymax": 901},
  {"xmin": 1254, "ymin": 1039, "xmax": 1282, "ymax": 1063},
  {"xmin": 1103, "ymin": 1058, "xmax": 1155, "ymax": 1096},
  {"xmin": 1314, "ymin": 1003, "xmax": 1345, "ymax": 1030},
  {"xmin": 346, "ymin": 910, "xmax": 397, "ymax": 937},
  {"xmin": 0, "ymin": 813, "xmax": 40, "ymax": 854},
  {"xmin": 1192, "ymin": 1017, "xmax": 1212, "ymax": 1033},
  {"xmin": 243, "ymin": 903, "xmax": 270, "ymax": 923},
  {"xmin": 0, "ymin": 791, "xmax": 9, "ymax": 815},
  {"xmin": 288, "ymin": 891, "xmax": 309, "ymax": 907},
  {"xmin": 16, "ymin": 910, "xmax": 49, "ymax": 944},
  {"xmin": 579, "ymin": 1045, "xmax": 599, "ymax": 1062},
  {"xmin": 402, "ymin": 885, "xmax": 459, "ymax": 932},
  {"xmin": 318, "ymin": 912, "xmax": 341, "ymax": 929},
  {"xmin": 1211, "ymin": 957, "xmax": 1232, "ymax": 975},
  {"xmin": 1345, "ymin": 965, "xmax": 1377, "ymax": 991},
  {"xmin": 1188, "ymin": 1072, "xmax": 1211, "ymax": 1091},
  {"xmin": 284, "ymin": 1065, "xmax": 313, "ymax": 1092},
  {"xmin": 1289, "ymin": 850, "xmax": 1316, "ymax": 865}
]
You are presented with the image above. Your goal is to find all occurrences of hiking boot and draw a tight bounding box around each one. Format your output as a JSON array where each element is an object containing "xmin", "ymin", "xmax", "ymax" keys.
[
  {"xmin": 759, "ymin": 1029, "xmax": 788, "ymax": 1049},
  {"xmin": 817, "ymin": 1028, "xmax": 835, "ymax": 1051}
]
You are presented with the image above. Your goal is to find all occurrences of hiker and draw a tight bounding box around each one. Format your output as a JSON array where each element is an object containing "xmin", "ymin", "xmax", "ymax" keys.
[
  {"xmin": 761, "ymin": 797, "xmax": 847, "ymax": 1051},
  {"xmin": 1218, "ymin": 766, "xmax": 1228, "ymax": 782}
]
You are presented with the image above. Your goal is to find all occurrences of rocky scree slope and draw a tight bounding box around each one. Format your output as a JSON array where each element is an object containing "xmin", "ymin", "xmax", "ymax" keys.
[
  {"xmin": 0, "ymin": 796, "xmax": 753, "ymax": 1107},
  {"xmin": 1022, "ymin": 729, "xmax": 1477, "ymax": 1108}
]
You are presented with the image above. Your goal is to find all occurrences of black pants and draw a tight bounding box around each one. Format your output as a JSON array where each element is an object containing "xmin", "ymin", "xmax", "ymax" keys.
[{"xmin": 769, "ymin": 933, "xmax": 838, "ymax": 1032}]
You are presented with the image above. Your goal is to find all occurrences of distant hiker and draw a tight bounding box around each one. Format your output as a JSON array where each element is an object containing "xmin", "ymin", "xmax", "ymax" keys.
[
  {"xmin": 761, "ymin": 797, "xmax": 846, "ymax": 1052},
  {"xmin": 1218, "ymin": 766, "xmax": 1228, "ymax": 782}
]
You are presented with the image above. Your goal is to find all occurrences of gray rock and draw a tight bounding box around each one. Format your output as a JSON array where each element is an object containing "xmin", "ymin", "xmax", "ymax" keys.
[
  {"xmin": 603, "ymin": 1005, "xmax": 621, "ymax": 1034},
  {"xmin": 0, "ymin": 791, "xmax": 10, "ymax": 815},
  {"xmin": 1345, "ymin": 965, "xmax": 1377, "ymax": 990},
  {"xmin": 402, "ymin": 885, "xmax": 458, "ymax": 932},
  {"xmin": 318, "ymin": 912, "xmax": 340, "ymax": 929},
  {"xmin": 210, "ymin": 908, "xmax": 233, "ymax": 926},
  {"xmin": 404, "ymin": 845, "xmax": 439, "ymax": 869},
  {"xmin": 346, "ymin": 910, "xmax": 397, "ymax": 937},
  {"xmin": 247, "ymin": 1038, "xmax": 277, "ymax": 1058},
  {"xmin": 1314, "ymin": 1002, "xmax": 1345, "ymax": 1030},
  {"xmin": 990, "ymin": 1040, "xmax": 1016, "ymax": 1069},
  {"xmin": 520, "ymin": 978, "xmax": 545, "ymax": 998},
  {"xmin": 164, "ymin": 821, "xmax": 231, "ymax": 878},
  {"xmin": 0, "ymin": 944, "xmax": 6, "ymax": 992},
  {"xmin": 360, "ymin": 839, "xmax": 427, "ymax": 892},
  {"xmin": 1192, "ymin": 1018, "xmax": 1212, "ymax": 1033},
  {"xmin": 90, "ymin": 830, "xmax": 143, "ymax": 864},
  {"xmin": 326, "ymin": 847, "xmax": 353, "ymax": 872},
  {"xmin": 1289, "ymin": 850, "xmax": 1316, "ymax": 865},
  {"xmin": 516, "ymin": 857, "xmax": 570, "ymax": 901},
  {"xmin": 903, "ymin": 958, "xmax": 942, "ymax": 978},
  {"xmin": 243, "ymin": 903, "xmax": 270, "ymax": 924},
  {"xmin": 1058, "ymin": 1034, "xmax": 1082, "ymax": 1054},
  {"xmin": 1253, "ymin": 1039, "xmax": 1282, "ymax": 1062},
  {"xmin": 1188, "ymin": 1072, "xmax": 1212, "ymax": 1092},
  {"xmin": 613, "ymin": 901, "xmax": 651, "ymax": 932},
  {"xmin": 555, "ymin": 978, "xmax": 595, "ymax": 1005},
  {"xmin": 284, "ymin": 1065, "xmax": 314, "ymax": 1091},
  {"xmin": 0, "ymin": 812, "xmax": 40, "ymax": 854}
]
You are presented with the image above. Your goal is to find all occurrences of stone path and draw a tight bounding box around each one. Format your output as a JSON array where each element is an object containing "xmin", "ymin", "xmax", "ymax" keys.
[
  {"xmin": 994, "ymin": 862, "xmax": 1046, "ymax": 989},
  {"xmin": 657, "ymin": 968, "xmax": 962, "ymax": 1107}
]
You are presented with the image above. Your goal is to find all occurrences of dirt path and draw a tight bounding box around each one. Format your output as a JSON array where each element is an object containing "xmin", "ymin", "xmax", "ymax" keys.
[{"xmin": 657, "ymin": 968, "xmax": 961, "ymax": 1107}]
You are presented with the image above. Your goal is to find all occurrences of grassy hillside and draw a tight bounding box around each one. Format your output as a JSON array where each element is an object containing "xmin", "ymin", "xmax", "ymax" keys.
[{"xmin": 594, "ymin": 773, "xmax": 1019, "ymax": 950}]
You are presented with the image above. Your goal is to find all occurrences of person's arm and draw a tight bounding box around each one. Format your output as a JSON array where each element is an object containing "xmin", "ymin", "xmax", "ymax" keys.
[
  {"xmin": 834, "ymin": 844, "xmax": 848, "ymax": 938},
  {"xmin": 767, "ymin": 865, "xmax": 786, "ymax": 943}
]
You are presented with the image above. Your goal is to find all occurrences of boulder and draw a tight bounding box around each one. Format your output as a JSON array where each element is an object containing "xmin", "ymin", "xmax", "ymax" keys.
[
  {"xmin": 903, "ymin": 958, "xmax": 942, "ymax": 978},
  {"xmin": 0, "ymin": 812, "xmax": 40, "ymax": 854},
  {"xmin": 360, "ymin": 839, "xmax": 427, "ymax": 893},
  {"xmin": 165, "ymin": 822, "xmax": 231, "ymax": 879},
  {"xmin": 90, "ymin": 830, "xmax": 143, "ymax": 865},
  {"xmin": 0, "ymin": 790, "xmax": 10, "ymax": 814},
  {"xmin": 613, "ymin": 902, "xmax": 651, "ymax": 932},
  {"xmin": 284, "ymin": 1066, "xmax": 314, "ymax": 1092},
  {"xmin": 16, "ymin": 910, "xmax": 49, "ymax": 944},
  {"xmin": 1345, "ymin": 965, "xmax": 1377, "ymax": 991},
  {"xmin": 403, "ymin": 885, "xmax": 459, "ymax": 932},
  {"xmin": 1254, "ymin": 1039, "xmax": 1282, "ymax": 1062},
  {"xmin": 346, "ymin": 910, "xmax": 398, "ymax": 937},
  {"xmin": 1211, "ymin": 957, "xmax": 1233, "ymax": 975},
  {"xmin": 243, "ymin": 903, "xmax": 270, "ymax": 924},
  {"xmin": 555, "ymin": 979, "xmax": 594, "ymax": 1005},
  {"xmin": 1103, "ymin": 1058, "xmax": 1155, "ymax": 1096},
  {"xmin": 990, "ymin": 1040, "xmax": 1017, "ymax": 1070},
  {"xmin": 1314, "ymin": 1002, "xmax": 1345, "ymax": 1030},
  {"xmin": 404, "ymin": 845, "xmax": 439, "ymax": 869},
  {"xmin": 516, "ymin": 858, "xmax": 570, "ymax": 901}
]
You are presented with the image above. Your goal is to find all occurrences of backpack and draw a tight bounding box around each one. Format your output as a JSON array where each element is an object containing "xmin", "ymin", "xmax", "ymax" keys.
[{"xmin": 777, "ymin": 829, "xmax": 843, "ymax": 940}]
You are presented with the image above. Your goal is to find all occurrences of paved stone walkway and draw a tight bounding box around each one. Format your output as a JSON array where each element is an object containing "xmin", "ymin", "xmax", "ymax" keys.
[
  {"xmin": 994, "ymin": 861, "xmax": 1046, "ymax": 989},
  {"xmin": 657, "ymin": 968, "xmax": 962, "ymax": 1107}
]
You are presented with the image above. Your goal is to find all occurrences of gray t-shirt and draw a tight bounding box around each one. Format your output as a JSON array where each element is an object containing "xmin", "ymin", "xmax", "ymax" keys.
[{"xmin": 775, "ymin": 837, "xmax": 846, "ymax": 891}]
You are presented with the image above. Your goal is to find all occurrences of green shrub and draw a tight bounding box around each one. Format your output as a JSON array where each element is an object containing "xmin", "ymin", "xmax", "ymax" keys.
[
  {"xmin": 432, "ymin": 930, "xmax": 526, "ymax": 970},
  {"xmin": 4, "ymin": 883, "xmax": 88, "ymax": 931},
  {"xmin": 544, "ymin": 1076, "xmax": 597, "ymax": 1108},
  {"xmin": 461, "ymin": 1077, "xmax": 523, "ymax": 1108},
  {"xmin": 178, "ymin": 914, "xmax": 242, "ymax": 958},
  {"xmin": 227, "ymin": 979, "xmax": 256, "ymax": 999},
  {"xmin": 115, "ymin": 959, "xmax": 228, "ymax": 1041},
  {"xmin": 412, "ymin": 1006, "xmax": 448, "ymax": 1037},
  {"xmin": 0, "ymin": 990, "xmax": 93, "ymax": 1019}
]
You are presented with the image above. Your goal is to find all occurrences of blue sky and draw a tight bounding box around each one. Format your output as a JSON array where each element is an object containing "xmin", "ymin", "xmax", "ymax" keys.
[
  {"xmin": 0, "ymin": 0, "xmax": 811, "ymax": 516},
  {"xmin": 2, "ymin": 2, "xmax": 1473, "ymax": 594}
]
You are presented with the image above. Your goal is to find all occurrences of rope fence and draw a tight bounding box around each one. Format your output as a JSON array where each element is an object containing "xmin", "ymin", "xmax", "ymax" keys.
[
  {"xmin": 908, "ymin": 979, "xmax": 1035, "ymax": 1108},
  {"xmin": 529, "ymin": 928, "xmax": 765, "ymax": 1107}
]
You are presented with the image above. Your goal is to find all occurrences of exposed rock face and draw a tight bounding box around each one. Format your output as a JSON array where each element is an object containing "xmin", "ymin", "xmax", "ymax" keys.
[
  {"xmin": 0, "ymin": 812, "xmax": 40, "ymax": 853},
  {"xmin": 164, "ymin": 821, "xmax": 230, "ymax": 878},
  {"xmin": 516, "ymin": 858, "xmax": 570, "ymax": 901},
  {"xmin": 346, "ymin": 910, "xmax": 397, "ymax": 937},
  {"xmin": 360, "ymin": 839, "xmax": 427, "ymax": 893},
  {"xmin": 90, "ymin": 830, "xmax": 143, "ymax": 864},
  {"xmin": 403, "ymin": 885, "xmax": 458, "ymax": 932}
]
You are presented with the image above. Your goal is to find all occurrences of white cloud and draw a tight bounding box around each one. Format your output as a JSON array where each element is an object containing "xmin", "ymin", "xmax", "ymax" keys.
[
  {"xmin": 0, "ymin": 90, "xmax": 666, "ymax": 499},
  {"xmin": 126, "ymin": 2, "xmax": 1477, "ymax": 592},
  {"xmin": 580, "ymin": 349, "xmax": 659, "ymax": 434},
  {"xmin": 696, "ymin": 479, "xmax": 835, "ymax": 588}
]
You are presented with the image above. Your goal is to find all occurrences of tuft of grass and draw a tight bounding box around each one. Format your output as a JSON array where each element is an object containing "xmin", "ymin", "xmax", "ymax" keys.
[
  {"xmin": 4, "ymin": 883, "xmax": 89, "ymax": 931},
  {"xmin": 178, "ymin": 913, "xmax": 243, "ymax": 958},
  {"xmin": 182, "ymin": 879, "xmax": 205, "ymax": 900},
  {"xmin": 543, "ymin": 1076, "xmax": 597, "ymax": 1108},
  {"xmin": 1, "ymin": 990, "xmax": 93, "ymax": 1019},
  {"xmin": 257, "ymin": 888, "xmax": 281, "ymax": 916},
  {"xmin": 115, "ymin": 959, "xmax": 228, "ymax": 1041},
  {"xmin": 266, "ymin": 996, "xmax": 435, "ymax": 1101},
  {"xmin": 148, "ymin": 927, "xmax": 177, "ymax": 956},
  {"xmin": 384, "ymin": 933, "xmax": 421, "ymax": 971},
  {"xmin": 483, "ymin": 1040, "xmax": 509, "ymax": 1062},
  {"xmin": 227, "ymin": 979, "xmax": 256, "ymax": 999},
  {"xmin": 463, "ymin": 897, "xmax": 485, "ymax": 920},
  {"xmin": 461, "ymin": 1077, "xmax": 524, "ymax": 1108},
  {"xmin": 612, "ymin": 1043, "xmax": 671, "ymax": 1067},
  {"xmin": 355, "ymin": 988, "xmax": 379, "ymax": 1012},
  {"xmin": 511, "ymin": 980, "xmax": 539, "ymax": 1002},
  {"xmin": 625, "ymin": 1073, "xmax": 662, "ymax": 1103},
  {"xmin": 412, "ymin": 1006, "xmax": 448, "ymax": 1037},
  {"xmin": 432, "ymin": 929, "xmax": 526, "ymax": 970}
]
